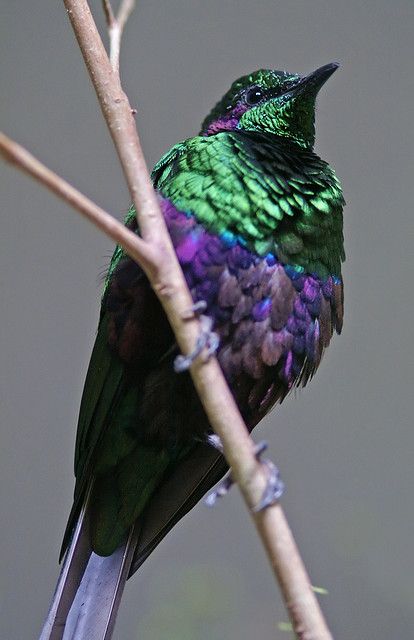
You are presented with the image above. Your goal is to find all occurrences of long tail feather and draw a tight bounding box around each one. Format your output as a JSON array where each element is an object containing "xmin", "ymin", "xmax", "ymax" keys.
[
  {"xmin": 40, "ymin": 443, "xmax": 226, "ymax": 639},
  {"xmin": 39, "ymin": 485, "xmax": 137, "ymax": 640},
  {"xmin": 62, "ymin": 529, "xmax": 137, "ymax": 640},
  {"xmin": 39, "ymin": 487, "xmax": 93, "ymax": 640}
]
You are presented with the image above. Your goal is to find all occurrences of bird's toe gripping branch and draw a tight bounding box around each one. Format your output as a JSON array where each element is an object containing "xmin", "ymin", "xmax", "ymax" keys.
[
  {"xmin": 204, "ymin": 436, "xmax": 285, "ymax": 510},
  {"xmin": 250, "ymin": 441, "xmax": 285, "ymax": 512},
  {"xmin": 174, "ymin": 301, "xmax": 219, "ymax": 373}
]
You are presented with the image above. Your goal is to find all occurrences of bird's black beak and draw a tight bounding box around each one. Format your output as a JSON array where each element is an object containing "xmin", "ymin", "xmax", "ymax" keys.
[
  {"xmin": 283, "ymin": 63, "xmax": 339, "ymax": 100},
  {"xmin": 301, "ymin": 63, "xmax": 339, "ymax": 92}
]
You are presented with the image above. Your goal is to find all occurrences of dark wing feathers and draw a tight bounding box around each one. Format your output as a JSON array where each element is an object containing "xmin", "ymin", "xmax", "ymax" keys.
[{"xmin": 60, "ymin": 314, "xmax": 125, "ymax": 560}]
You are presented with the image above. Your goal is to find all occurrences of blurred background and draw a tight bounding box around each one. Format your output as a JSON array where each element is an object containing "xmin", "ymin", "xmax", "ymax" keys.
[{"xmin": 1, "ymin": 1, "xmax": 413, "ymax": 638}]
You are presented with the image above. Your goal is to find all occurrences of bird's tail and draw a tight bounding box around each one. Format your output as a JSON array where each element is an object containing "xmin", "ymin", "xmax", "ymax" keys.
[
  {"xmin": 39, "ymin": 442, "xmax": 228, "ymax": 639},
  {"xmin": 39, "ymin": 485, "xmax": 138, "ymax": 640}
]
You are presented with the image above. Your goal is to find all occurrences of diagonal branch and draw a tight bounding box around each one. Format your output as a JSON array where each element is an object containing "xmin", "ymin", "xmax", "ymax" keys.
[
  {"xmin": 1, "ymin": 1, "xmax": 334, "ymax": 638},
  {"xmin": 0, "ymin": 132, "xmax": 157, "ymax": 272}
]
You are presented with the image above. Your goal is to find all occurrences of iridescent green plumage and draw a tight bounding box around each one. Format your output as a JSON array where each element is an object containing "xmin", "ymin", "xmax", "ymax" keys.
[{"xmin": 153, "ymin": 131, "xmax": 344, "ymax": 277}]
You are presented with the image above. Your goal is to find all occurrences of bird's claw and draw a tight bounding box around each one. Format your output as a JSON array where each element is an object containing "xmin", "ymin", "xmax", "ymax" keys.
[
  {"xmin": 204, "ymin": 434, "xmax": 232, "ymax": 506},
  {"xmin": 204, "ymin": 438, "xmax": 284, "ymax": 509},
  {"xmin": 174, "ymin": 302, "xmax": 219, "ymax": 373},
  {"xmin": 206, "ymin": 433, "xmax": 224, "ymax": 452},
  {"xmin": 204, "ymin": 472, "xmax": 233, "ymax": 506},
  {"xmin": 251, "ymin": 441, "xmax": 285, "ymax": 511},
  {"xmin": 181, "ymin": 300, "xmax": 207, "ymax": 319}
]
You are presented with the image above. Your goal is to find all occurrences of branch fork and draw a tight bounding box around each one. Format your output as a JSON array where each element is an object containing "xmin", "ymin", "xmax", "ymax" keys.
[{"xmin": 102, "ymin": 0, "xmax": 135, "ymax": 72}]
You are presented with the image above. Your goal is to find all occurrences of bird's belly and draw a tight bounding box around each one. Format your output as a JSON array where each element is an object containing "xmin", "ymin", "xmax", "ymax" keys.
[{"xmin": 104, "ymin": 201, "xmax": 339, "ymax": 443}]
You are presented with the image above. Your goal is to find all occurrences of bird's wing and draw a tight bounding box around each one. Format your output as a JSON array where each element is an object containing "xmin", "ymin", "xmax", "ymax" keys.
[
  {"xmin": 61, "ymin": 247, "xmax": 183, "ymax": 559},
  {"xmin": 60, "ymin": 312, "xmax": 126, "ymax": 560}
]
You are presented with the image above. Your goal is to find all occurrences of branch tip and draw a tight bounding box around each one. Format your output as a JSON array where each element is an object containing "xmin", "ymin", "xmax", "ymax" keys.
[
  {"xmin": 102, "ymin": 0, "xmax": 136, "ymax": 71},
  {"xmin": 102, "ymin": 0, "xmax": 115, "ymax": 27}
]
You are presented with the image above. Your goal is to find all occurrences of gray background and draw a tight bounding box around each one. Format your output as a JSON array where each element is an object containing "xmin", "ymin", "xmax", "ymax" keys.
[{"xmin": 1, "ymin": 1, "xmax": 413, "ymax": 638}]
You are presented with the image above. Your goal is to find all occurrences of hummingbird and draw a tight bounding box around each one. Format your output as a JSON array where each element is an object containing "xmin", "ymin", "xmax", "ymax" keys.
[{"xmin": 40, "ymin": 63, "xmax": 344, "ymax": 639}]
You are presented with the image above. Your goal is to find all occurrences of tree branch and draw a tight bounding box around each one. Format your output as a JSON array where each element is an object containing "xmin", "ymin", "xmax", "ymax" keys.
[
  {"xmin": 102, "ymin": 0, "xmax": 135, "ymax": 72},
  {"xmin": 1, "ymin": 1, "xmax": 334, "ymax": 637},
  {"xmin": 0, "ymin": 132, "xmax": 157, "ymax": 273}
]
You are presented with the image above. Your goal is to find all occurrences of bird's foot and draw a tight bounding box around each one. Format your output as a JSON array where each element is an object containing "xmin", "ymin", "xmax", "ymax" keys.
[
  {"xmin": 206, "ymin": 433, "xmax": 224, "ymax": 452},
  {"xmin": 204, "ymin": 437, "xmax": 285, "ymax": 510},
  {"xmin": 251, "ymin": 442, "xmax": 285, "ymax": 512},
  {"xmin": 204, "ymin": 471, "xmax": 234, "ymax": 506},
  {"xmin": 174, "ymin": 301, "xmax": 219, "ymax": 373}
]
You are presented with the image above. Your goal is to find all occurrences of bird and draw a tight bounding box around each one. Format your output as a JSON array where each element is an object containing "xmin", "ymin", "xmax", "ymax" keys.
[{"xmin": 40, "ymin": 62, "xmax": 345, "ymax": 639}]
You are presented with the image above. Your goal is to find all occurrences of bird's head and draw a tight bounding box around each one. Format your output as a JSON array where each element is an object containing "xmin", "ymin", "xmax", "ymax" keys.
[{"xmin": 200, "ymin": 63, "xmax": 339, "ymax": 149}]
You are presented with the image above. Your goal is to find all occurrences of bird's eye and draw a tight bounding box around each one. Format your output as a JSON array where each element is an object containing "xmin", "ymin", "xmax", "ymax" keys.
[{"xmin": 245, "ymin": 87, "xmax": 264, "ymax": 106}]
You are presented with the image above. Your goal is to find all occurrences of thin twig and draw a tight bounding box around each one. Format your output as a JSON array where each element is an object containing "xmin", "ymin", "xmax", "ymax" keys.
[
  {"xmin": 2, "ymin": 1, "xmax": 335, "ymax": 637},
  {"xmin": 116, "ymin": 0, "xmax": 135, "ymax": 29},
  {"xmin": 102, "ymin": 0, "xmax": 115, "ymax": 27},
  {"xmin": 0, "ymin": 132, "xmax": 157, "ymax": 272},
  {"xmin": 102, "ymin": 0, "xmax": 135, "ymax": 72}
]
